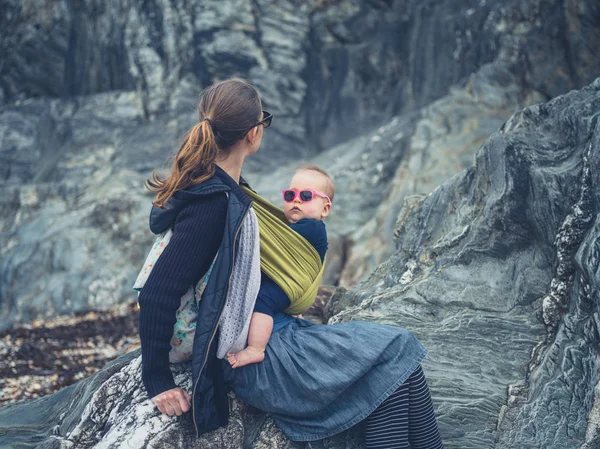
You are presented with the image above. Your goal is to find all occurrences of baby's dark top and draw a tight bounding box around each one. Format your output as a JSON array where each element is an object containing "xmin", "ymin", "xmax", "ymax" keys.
[{"xmin": 254, "ymin": 218, "xmax": 328, "ymax": 317}]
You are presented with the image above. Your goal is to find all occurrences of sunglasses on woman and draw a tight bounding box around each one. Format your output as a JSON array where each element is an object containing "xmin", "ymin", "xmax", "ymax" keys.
[
  {"xmin": 282, "ymin": 189, "xmax": 332, "ymax": 206},
  {"xmin": 254, "ymin": 110, "xmax": 273, "ymax": 129}
]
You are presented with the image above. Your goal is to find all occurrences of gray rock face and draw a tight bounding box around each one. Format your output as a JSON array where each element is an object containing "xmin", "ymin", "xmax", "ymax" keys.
[
  {"xmin": 4, "ymin": 0, "xmax": 599, "ymax": 322},
  {"xmin": 3, "ymin": 0, "xmax": 599, "ymax": 153},
  {"xmin": 327, "ymin": 78, "xmax": 600, "ymax": 448},
  {"xmin": 335, "ymin": 64, "xmax": 546, "ymax": 285},
  {"xmin": 0, "ymin": 96, "xmax": 150, "ymax": 330}
]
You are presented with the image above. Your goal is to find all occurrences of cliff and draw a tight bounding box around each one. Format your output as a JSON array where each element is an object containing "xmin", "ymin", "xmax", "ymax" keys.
[{"xmin": 2, "ymin": 0, "xmax": 600, "ymax": 328}]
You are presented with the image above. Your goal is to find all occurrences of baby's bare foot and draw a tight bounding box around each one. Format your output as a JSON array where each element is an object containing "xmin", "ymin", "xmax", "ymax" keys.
[
  {"xmin": 226, "ymin": 353, "xmax": 237, "ymax": 368},
  {"xmin": 226, "ymin": 347, "xmax": 265, "ymax": 368}
]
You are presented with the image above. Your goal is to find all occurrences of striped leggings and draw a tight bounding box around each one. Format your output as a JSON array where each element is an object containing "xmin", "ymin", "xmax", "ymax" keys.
[{"xmin": 365, "ymin": 365, "xmax": 444, "ymax": 448}]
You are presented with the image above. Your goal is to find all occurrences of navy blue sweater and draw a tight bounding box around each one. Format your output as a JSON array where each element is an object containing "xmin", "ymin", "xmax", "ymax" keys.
[{"xmin": 138, "ymin": 192, "xmax": 229, "ymax": 398}]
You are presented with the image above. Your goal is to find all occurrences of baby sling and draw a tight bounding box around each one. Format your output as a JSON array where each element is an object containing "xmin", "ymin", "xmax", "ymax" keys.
[
  {"xmin": 241, "ymin": 185, "xmax": 325, "ymax": 315},
  {"xmin": 133, "ymin": 186, "xmax": 325, "ymax": 360}
]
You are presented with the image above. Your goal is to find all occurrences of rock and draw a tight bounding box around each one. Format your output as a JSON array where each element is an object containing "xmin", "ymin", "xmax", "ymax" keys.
[
  {"xmin": 338, "ymin": 64, "xmax": 544, "ymax": 285},
  {"xmin": 0, "ymin": 349, "xmax": 363, "ymax": 448},
  {"xmin": 0, "ymin": 117, "xmax": 154, "ymax": 330},
  {"xmin": 303, "ymin": 285, "xmax": 337, "ymax": 323},
  {"xmin": 3, "ymin": 0, "xmax": 599, "ymax": 153},
  {"xmin": 330, "ymin": 77, "xmax": 600, "ymax": 448}
]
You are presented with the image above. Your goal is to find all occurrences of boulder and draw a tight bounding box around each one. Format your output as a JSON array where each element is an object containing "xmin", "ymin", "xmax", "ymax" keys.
[{"xmin": 329, "ymin": 77, "xmax": 600, "ymax": 448}]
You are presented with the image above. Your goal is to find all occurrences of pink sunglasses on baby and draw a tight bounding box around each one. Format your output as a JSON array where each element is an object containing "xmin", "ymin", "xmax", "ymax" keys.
[{"xmin": 282, "ymin": 189, "xmax": 332, "ymax": 206}]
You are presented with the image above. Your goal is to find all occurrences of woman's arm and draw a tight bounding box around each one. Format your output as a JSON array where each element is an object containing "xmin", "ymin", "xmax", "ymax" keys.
[{"xmin": 138, "ymin": 192, "xmax": 228, "ymax": 399}]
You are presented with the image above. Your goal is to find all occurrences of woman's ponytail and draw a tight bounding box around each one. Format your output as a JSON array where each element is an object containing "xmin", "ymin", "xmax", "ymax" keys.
[
  {"xmin": 145, "ymin": 77, "xmax": 262, "ymax": 208},
  {"xmin": 147, "ymin": 119, "xmax": 218, "ymax": 208}
]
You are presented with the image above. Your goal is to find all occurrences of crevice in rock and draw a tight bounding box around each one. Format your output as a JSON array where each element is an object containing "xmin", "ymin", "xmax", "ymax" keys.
[
  {"xmin": 583, "ymin": 377, "xmax": 600, "ymax": 449},
  {"xmin": 64, "ymin": 0, "xmax": 87, "ymax": 97},
  {"xmin": 540, "ymin": 140, "xmax": 595, "ymax": 331},
  {"xmin": 132, "ymin": 54, "xmax": 151, "ymax": 121},
  {"xmin": 138, "ymin": 0, "xmax": 166, "ymax": 62},
  {"xmin": 303, "ymin": 8, "xmax": 323, "ymax": 154},
  {"xmin": 189, "ymin": 29, "xmax": 214, "ymax": 89},
  {"xmin": 250, "ymin": 0, "xmax": 272, "ymax": 69},
  {"xmin": 559, "ymin": 0, "xmax": 581, "ymax": 91},
  {"xmin": 334, "ymin": 234, "xmax": 352, "ymax": 287}
]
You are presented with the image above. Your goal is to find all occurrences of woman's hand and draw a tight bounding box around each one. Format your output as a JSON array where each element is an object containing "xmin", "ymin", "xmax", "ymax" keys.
[{"xmin": 151, "ymin": 387, "xmax": 192, "ymax": 416}]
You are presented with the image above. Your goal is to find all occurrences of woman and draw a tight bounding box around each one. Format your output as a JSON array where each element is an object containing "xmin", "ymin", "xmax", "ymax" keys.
[{"xmin": 138, "ymin": 77, "xmax": 444, "ymax": 448}]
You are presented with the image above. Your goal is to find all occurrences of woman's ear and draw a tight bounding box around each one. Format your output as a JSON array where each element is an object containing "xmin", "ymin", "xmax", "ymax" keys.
[{"xmin": 246, "ymin": 126, "xmax": 259, "ymax": 144}]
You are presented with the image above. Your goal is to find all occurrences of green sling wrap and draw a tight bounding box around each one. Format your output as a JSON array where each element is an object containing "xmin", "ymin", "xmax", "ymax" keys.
[{"xmin": 241, "ymin": 186, "xmax": 325, "ymax": 315}]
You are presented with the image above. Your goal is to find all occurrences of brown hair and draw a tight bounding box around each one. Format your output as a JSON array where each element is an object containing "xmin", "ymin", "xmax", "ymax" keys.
[
  {"xmin": 295, "ymin": 164, "xmax": 335, "ymax": 202},
  {"xmin": 146, "ymin": 78, "xmax": 262, "ymax": 208}
]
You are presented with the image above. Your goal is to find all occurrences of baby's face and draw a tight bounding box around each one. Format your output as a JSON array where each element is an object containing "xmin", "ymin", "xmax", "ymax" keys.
[{"xmin": 283, "ymin": 170, "xmax": 331, "ymax": 224}]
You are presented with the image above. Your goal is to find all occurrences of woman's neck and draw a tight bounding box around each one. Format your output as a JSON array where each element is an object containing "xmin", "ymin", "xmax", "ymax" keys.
[{"xmin": 216, "ymin": 152, "xmax": 246, "ymax": 184}]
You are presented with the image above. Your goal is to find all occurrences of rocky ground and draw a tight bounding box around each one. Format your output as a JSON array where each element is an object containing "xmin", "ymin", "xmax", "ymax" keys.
[
  {"xmin": 0, "ymin": 288, "xmax": 332, "ymax": 408},
  {"xmin": 0, "ymin": 302, "xmax": 140, "ymax": 407}
]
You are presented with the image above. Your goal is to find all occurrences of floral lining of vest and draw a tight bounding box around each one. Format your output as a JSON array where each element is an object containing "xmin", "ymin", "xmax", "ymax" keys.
[{"xmin": 133, "ymin": 221, "xmax": 218, "ymax": 364}]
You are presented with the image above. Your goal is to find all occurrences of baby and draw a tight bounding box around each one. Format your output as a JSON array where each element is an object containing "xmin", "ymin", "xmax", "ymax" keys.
[{"xmin": 226, "ymin": 165, "xmax": 334, "ymax": 368}]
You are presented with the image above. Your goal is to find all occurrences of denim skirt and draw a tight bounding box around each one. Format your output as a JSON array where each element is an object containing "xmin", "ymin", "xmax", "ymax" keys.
[{"xmin": 221, "ymin": 318, "xmax": 427, "ymax": 441}]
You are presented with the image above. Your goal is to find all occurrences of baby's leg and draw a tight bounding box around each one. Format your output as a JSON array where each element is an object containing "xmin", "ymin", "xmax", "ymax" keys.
[{"xmin": 226, "ymin": 312, "xmax": 273, "ymax": 368}]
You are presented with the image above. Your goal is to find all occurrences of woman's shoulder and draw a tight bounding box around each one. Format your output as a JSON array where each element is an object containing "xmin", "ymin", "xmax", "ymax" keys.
[
  {"xmin": 179, "ymin": 191, "xmax": 228, "ymax": 216},
  {"xmin": 151, "ymin": 191, "xmax": 228, "ymax": 234}
]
